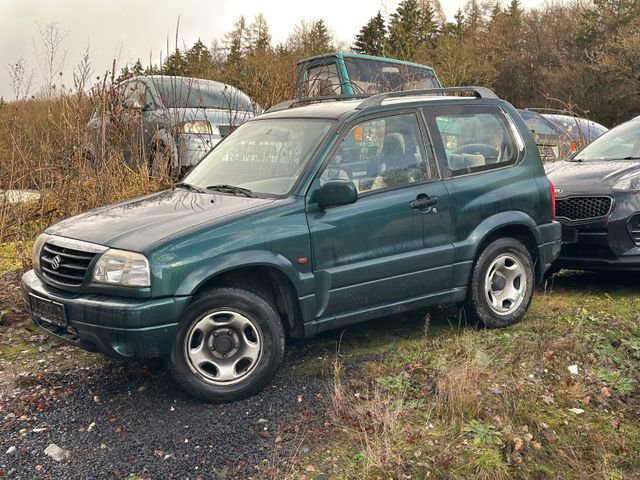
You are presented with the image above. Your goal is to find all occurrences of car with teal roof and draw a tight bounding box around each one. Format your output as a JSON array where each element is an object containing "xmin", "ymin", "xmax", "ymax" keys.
[
  {"xmin": 296, "ymin": 52, "xmax": 441, "ymax": 98},
  {"xmin": 22, "ymin": 86, "xmax": 561, "ymax": 402}
]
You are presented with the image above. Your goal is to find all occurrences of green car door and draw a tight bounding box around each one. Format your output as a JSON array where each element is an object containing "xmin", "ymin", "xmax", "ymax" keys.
[{"xmin": 306, "ymin": 110, "xmax": 454, "ymax": 320}]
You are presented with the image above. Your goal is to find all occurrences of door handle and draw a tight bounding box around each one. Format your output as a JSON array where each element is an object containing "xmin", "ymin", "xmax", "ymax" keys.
[{"xmin": 410, "ymin": 195, "xmax": 438, "ymax": 210}]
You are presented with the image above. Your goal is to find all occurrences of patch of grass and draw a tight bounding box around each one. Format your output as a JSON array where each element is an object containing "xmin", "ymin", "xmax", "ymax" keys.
[
  {"xmin": 292, "ymin": 272, "xmax": 640, "ymax": 479},
  {"xmin": 0, "ymin": 241, "xmax": 30, "ymax": 271}
]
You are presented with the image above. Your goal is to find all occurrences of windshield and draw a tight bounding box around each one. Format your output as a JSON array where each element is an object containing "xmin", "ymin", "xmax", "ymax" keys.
[
  {"xmin": 344, "ymin": 57, "xmax": 440, "ymax": 95},
  {"xmin": 152, "ymin": 78, "xmax": 254, "ymax": 111},
  {"xmin": 574, "ymin": 120, "xmax": 640, "ymax": 161},
  {"xmin": 183, "ymin": 119, "xmax": 334, "ymax": 196}
]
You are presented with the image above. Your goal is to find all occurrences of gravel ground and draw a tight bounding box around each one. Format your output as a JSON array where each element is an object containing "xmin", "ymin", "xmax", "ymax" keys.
[
  {"xmin": 0, "ymin": 349, "xmax": 329, "ymax": 479},
  {"xmin": 0, "ymin": 267, "xmax": 445, "ymax": 480}
]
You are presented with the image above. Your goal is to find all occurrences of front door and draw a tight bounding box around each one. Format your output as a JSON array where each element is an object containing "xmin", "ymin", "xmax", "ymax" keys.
[{"xmin": 306, "ymin": 111, "xmax": 453, "ymax": 319}]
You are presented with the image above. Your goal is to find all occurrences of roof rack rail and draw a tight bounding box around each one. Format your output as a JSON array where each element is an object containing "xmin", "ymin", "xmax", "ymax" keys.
[
  {"xmin": 356, "ymin": 86, "xmax": 498, "ymax": 110},
  {"xmin": 266, "ymin": 94, "xmax": 370, "ymax": 113}
]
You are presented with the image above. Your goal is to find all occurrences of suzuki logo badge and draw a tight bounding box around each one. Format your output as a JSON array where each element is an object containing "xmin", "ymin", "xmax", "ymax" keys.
[{"xmin": 51, "ymin": 255, "xmax": 62, "ymax": 270}]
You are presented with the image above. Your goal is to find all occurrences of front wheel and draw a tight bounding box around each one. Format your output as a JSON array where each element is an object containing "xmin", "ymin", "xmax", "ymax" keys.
[
  {"xmin": 167, "ymin": 288, "xmax": 285, "ymax": 402},
  {"xmin": 466, "ymin": 237, "xmax": 534, "ymax": 328}
]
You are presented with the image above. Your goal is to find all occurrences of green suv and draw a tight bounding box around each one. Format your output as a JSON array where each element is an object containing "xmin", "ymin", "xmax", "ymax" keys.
[{"xmin": 21, "ymin": 87, "xmax": 561, "ymax": 402}]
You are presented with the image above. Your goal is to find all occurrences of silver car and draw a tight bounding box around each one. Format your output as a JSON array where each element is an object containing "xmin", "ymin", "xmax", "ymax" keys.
[{"xmin": 88, "ymin": 75, "xmax": 258, "ymax": 176}]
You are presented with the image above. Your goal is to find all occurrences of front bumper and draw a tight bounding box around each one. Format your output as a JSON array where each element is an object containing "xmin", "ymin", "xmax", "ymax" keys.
[
  {"xmin": 21, "ymin": 270, "xmax": 191, "ymax": 359},
  {"xmin": 555, "ymin": 192, "xmax": 640, "ymax": 271},
  {"xmin": 176, "ymin": 133, "xmax": 221, "ymax": 168}
]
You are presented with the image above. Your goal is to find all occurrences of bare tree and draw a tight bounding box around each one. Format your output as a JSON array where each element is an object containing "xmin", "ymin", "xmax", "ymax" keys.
[
  {"xmin": 7, "ymin": 57, "xmax": 33, "ymax": 101},
  {"xmin": 73, "ymin": 42, "xmax": 93, "ymax": 93},
  {"xmin": 33, "ymin": 22, "xmax": 68, "ymax": 99}
]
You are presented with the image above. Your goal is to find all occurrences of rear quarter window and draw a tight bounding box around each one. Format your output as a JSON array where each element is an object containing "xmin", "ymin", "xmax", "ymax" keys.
[{"xmin": 423, "ymin": 105, "xmax": 520, "ymax": 176}]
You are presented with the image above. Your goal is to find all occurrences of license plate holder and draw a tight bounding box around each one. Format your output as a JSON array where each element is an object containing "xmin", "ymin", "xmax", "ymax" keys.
[{"xmin": 28, "ymin": 294, "xmax": 67, "ymax": 328}]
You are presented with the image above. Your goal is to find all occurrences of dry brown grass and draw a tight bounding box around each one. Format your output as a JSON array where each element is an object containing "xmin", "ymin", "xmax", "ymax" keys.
[
  {"xmin": 434, "ymin": 350, "xmax": 484, "ymax": 422},
  {"xmin": 0, "ymin": 79, "xmax": 172, "ymax": 267}
]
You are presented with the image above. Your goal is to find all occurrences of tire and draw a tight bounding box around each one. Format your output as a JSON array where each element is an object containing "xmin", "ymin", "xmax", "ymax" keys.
[
  {"xmin": 166, "ymin": 287, "xmax": 285, "ymax": 402},
  {"xmin": 465, "ymin": 237, "xmax": 534, "ymax": 329}
]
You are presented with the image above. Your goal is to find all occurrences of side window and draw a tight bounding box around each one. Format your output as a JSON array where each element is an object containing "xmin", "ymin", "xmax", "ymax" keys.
[
  {"xmin": 429, "ymin": 106, "xmax": 518, "ymax": 175},
  {"xmin": 321, "ymin": 113, "xmax": 435, "ymax": 194},
  {"xmin": 144, "ymin": 86, "xmax": 156, "ymax": 109},
  {"xmin": 304, "ymin": 63, "xmax": 342, "ymax": 97},
  {"xmin": 122, "ymin": 81, "xmax": 146, "ymax": 108}
]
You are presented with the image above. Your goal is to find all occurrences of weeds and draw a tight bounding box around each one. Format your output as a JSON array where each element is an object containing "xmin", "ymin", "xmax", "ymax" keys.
[{"xmin": 309, "ymin": 276, "xmax": 640, "ymax": 479}]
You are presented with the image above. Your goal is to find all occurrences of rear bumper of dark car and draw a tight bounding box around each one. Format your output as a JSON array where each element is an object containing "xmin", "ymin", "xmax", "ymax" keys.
[{"xmin": 21, "ymin": 270, "xmax": 191, "ymax": 359}]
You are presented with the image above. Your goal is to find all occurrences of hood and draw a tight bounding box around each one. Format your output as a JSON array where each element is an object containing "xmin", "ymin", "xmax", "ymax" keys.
[
  {"xmin": 46, "ymin": 189, "xmax": 274, "ymax": 252},
  {"xmin": 545, "ymin": 160, "xmax": 640, "ymax": 194}
]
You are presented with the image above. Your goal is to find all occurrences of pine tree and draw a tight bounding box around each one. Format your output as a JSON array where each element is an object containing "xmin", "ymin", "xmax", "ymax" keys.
[
  {"xmin": 116, "ymin": 65, "xmax": 132, "ymax": 83},
  {"xmin": 248, "ymin": 13, "xmax": 271, "ymax": 53},
  {"xmin": 306, "ymin": 20, "xmax": 332, "ymax": 53},
  {"xmin": 225, "ymin": 16, "xmax": 248, "ymax": 67},
  {"xmin": 131, "ymin": 59, "xmax": 144, "ymax": 76},
  {"xmin": 353, "ymin": 11, "xmax": 387, "ymax": 56},
  {"xmin": 185, "ymin": 39, "xmax": 214, "ymax": 77},
  {"xmin": 508, "ymin": 0, "xmax": 523, "ymax": 23},
  {"xmin": 163, "ymin": 50, "xmax": 188, "ymax": 76},
  {"xmin": 416, "ymin": 0, "xmax": 440, "ymax": 50},
  {"xmin": 452, "ymin": 9, "xmax": 466, "ymax": 37},
  {"xmin": 464, "ymin": 0, "xmax": 484, "ymax": 34},
  {"xmin": 388, "ymin": 0, "xmax": 422, "ymax": 59}
]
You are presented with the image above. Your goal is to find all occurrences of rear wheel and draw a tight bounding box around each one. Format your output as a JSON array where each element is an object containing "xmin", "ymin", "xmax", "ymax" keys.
[
  {"xmin": 466, "ymin": 237, "xmax": 534, "ymax": 328},
  {"xmin": 167, "ymin": 288, "xmax": 285, "ymax": 402}
]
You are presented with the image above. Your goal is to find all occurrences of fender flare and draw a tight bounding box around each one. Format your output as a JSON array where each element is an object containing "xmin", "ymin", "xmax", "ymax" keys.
[
  {"xmin": 455, "ymin": 210, "xmax": 540, "ymax": 265},
  {"xmin": 174, "ymin": 250, "xmax": 304, "ymax": 298}
]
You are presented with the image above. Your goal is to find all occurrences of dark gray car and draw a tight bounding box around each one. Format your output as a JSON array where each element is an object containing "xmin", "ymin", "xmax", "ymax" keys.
[{"xmin": 88, "ymin": 76, "xmax": 258, "ymax": 175}]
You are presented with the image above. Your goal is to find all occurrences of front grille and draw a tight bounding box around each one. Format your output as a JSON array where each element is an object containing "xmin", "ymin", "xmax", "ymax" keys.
[
  {"xmin": 556, "ymin": 196, "xmax": 612, "ymax": 221},
  {"xmin": 40, "ymin": 242, "xmax": 98, "ymax": 287},
  {"xmin": 628, "ymin": 215, "xmax": 640, "ymax": 246}
]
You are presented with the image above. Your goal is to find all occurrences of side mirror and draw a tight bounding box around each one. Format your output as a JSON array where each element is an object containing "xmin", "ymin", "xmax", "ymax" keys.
[
  {"xmin": 318, "ymin": 180, "xmax": 358, "ymax": 210},
  {"xmin": 122, "ymin": 98, "xmax": 142, "ymax": 110}
]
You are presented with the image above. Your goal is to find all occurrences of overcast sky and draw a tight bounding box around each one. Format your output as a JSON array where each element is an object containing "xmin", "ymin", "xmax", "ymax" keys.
[{"xmin": 0, "ymin": 0, "xmax": 542, "ymax": 99}]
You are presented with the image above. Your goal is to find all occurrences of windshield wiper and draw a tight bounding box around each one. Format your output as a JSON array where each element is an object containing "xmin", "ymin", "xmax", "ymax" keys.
[
  {"xmin": 206, "ymin": 184, "xmax": 255, "ymax": 197},
  {"xmin": 175, "ymin": 182, "xmax": 207, "ymax": 193}
]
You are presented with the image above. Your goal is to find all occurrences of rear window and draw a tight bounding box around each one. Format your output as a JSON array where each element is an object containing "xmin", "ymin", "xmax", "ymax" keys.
[
  {"xmin": 344, "ymin": 57, "xmax": 440, "ymax": 95},
  {"xmin": 520, "ymin": 111, "xmax": 558, "ymax": 136},
  {"xmin": 426, "ymin": 106, "xmax": 519, "ymax": 175}
]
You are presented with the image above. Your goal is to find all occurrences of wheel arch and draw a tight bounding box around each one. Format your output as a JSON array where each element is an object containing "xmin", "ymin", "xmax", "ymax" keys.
[
  {"xmin": 176, "ymin": 252, "xmax": 306, "ymax": 339},
  {"xmin": 461, "ymin": 211, "xmax": 542, "ymax": 285}
]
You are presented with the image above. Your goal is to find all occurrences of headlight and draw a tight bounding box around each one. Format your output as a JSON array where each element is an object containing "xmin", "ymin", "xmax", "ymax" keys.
[
  {"xmin": 177, "ymin": 120, "xmax": 213, "ymax": 135},
  {"xmin": 93, "ymin": 249, "xmax": 150, "ymax": 287},
  {"xmin": 613, "ymin": 174, "xmax": 640, "ymax": 191},
  {"xmin": 32, "ymin": 233, "xmax": 49, "ymax": 270}
]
